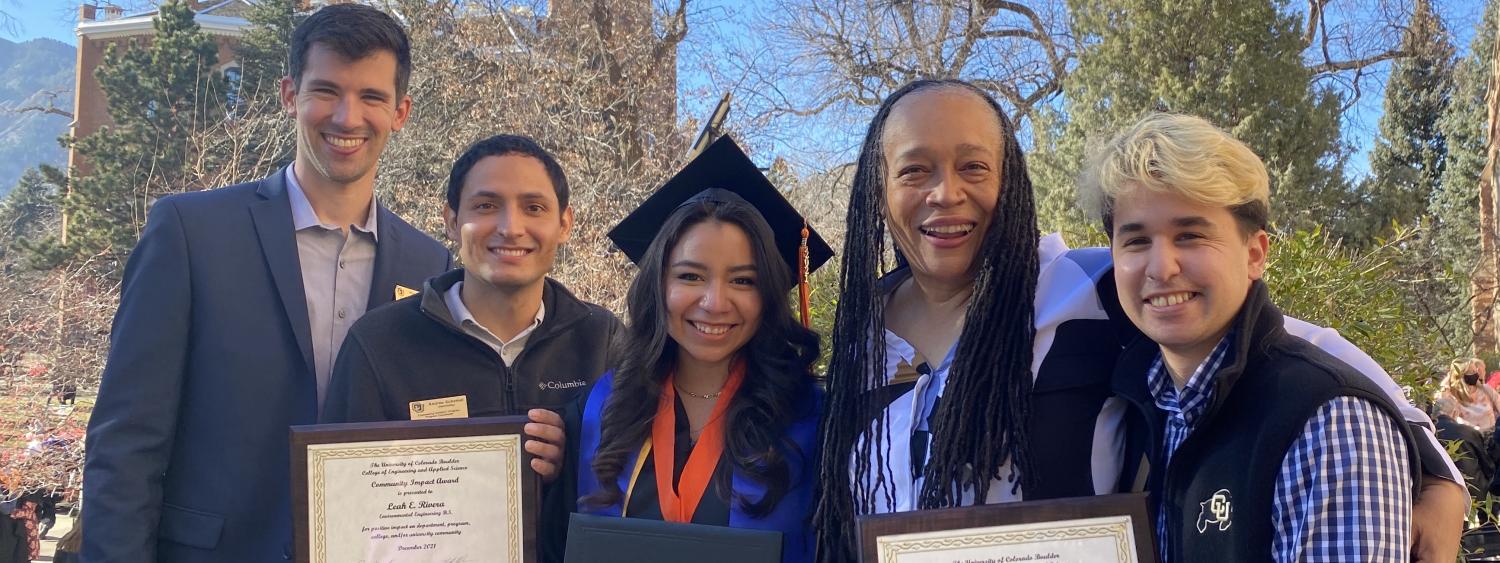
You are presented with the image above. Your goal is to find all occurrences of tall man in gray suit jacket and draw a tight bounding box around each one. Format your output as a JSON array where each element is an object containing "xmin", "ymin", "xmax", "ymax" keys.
[{"xmin": 81, "ymin": 5, "xmax": 451, "ymax": 561}]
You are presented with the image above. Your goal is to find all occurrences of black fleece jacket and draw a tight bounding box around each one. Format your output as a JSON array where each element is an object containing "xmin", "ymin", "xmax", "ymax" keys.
[{"xmin": 321, "ymin": 269, "xmax": 622, "ymax": 422}]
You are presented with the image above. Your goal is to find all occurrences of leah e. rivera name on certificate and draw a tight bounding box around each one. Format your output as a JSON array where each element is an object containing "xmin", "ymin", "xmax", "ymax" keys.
[
  {"xmin": 365, "ymin": 456, "xmax": 469, "ymax": 544},
  {"xmin": 309, "ymin": 435, "xmax": 520, "ymax": 561},
  {"xmin": 292, "ymin": 418, "xmax": 536, "ymax": 563}
]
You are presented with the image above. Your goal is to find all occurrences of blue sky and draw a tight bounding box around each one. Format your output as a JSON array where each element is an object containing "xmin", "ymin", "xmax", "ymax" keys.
[
  {"xmin": 8, "ymin": 0, "xmax": 1492, "ymax": 179},
  {"xmin": 8, "ymin": 3, "xmax": 78, "ymax": 45},
  {"xmin": 674, "ymin": 1, "xmax": 1493, "ymax": 180}
]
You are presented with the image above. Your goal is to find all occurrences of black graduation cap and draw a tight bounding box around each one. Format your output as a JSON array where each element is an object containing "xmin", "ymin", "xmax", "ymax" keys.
[
  {"xmin": 609, "ymin": 136, "xmax": 835, "ymax": 324},
  {"xmin": 609, "ymin": 136, "xmax": 834, "ymax": 275}
]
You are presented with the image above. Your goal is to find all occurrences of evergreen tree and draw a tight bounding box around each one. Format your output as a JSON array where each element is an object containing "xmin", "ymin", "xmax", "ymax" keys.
[
  {"xmin": 220, "ymin": 0, "xmax": 297, "ymax": 173},
  {"xmin": 1356, "ymin": 2, "xmax": 1454, "ymax": 244},
  {"xmin": 28, "ymin": 0, "xmax": 226, "ymax": 274},
  {"xmin": 1028, "ymin": 106, "xmax": 1098, "ymax": 238},
  {"xmin": 1431, "ymin": 0, "xmax": 1497, "ymax": 268},
  {"xmin": 1034, "ymin": 0, "xmax": 1350, "ymax": 234},
  {"xmin": 0, "ymin": 165, "xmax": 63, "ymax": 254},
  {"xmin": 235, "ymin": 0, "xmax": 295, "ymax": 110}
]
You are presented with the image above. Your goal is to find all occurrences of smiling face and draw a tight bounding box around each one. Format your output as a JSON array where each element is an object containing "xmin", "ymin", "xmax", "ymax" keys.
[
  {"xmin": 281, "ymin": 43, "xmax": 412, "ymax": 191},
  {"xmin": 444, "ymin": 154, "xmax": 573, "ymax": 294},
  {"xmin": 665, "ymin": 220, "xmax": 764, "ymax": 375},
  {"xmin": 881, "ymin": 88, "xmax": 1003, "ymax": 285},
  {"xmin": 1110, "ymin": 186, "xmax": 1268, "ymax": 366}
]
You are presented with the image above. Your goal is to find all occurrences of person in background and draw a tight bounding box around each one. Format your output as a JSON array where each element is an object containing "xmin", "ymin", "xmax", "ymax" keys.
[
  {"xmin": 1436, "ymin": 357, "xmax": 1500, "ymax": 432},
  {"xmin": 4, "ymin": 496, "xmax": 37, "ymax": 563},
  {"xmin": 52, "ymin": 511, "xmax": 80, "ymax": 563},
  {"xmin": 30, "ymin": 494, "xmax": 52, "ymax": 540}
]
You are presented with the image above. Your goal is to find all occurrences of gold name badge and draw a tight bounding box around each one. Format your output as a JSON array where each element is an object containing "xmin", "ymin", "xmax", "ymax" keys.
[
  {"xmin": 394, "ymin": 285, "xmax": 419, "ymax": 300},
  {"xmin": 408, "ymin": 395, "xmax": 469, "ymax": 420},
  {"xmin": 890, "ymin": 353, "xmax": 930, "ymax": 386}
]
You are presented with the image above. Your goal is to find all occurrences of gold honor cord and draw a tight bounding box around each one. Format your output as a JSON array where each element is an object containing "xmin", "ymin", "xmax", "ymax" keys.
[
  {"xmin": 798, "ymin": 219, "xmax": 811, "ymax": 328},
  {"xmin": 621, "ymin": 438, "xmax": 653, "ymax": 517}
]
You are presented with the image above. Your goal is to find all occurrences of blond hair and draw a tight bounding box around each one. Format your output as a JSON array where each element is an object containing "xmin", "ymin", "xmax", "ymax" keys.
[
  {"xmin": 1442, "ymin": 357, "xmax": 1488, "ymax": 401},
  {"xmin": 1077, "ymin": 112, "xmax": 1271, "ymax": 235}
]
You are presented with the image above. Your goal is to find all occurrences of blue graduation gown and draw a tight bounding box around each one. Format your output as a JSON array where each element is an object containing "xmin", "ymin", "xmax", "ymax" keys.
[{"xmin": 577, "ymin": 371, "xmax": 822, "ymax": 563}]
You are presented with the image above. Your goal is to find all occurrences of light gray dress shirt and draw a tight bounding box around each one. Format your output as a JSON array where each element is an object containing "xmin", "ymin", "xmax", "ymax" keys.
[
  {"xmin": 285, "ymin": 166, "xmax": 377, "ymax": 411},
  {"xmin": 443, "ymin": 280, "xmax": 544, "ymax": 367}
]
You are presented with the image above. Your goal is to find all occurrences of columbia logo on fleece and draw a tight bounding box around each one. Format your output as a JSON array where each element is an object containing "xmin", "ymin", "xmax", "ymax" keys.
[{"xmin": 538, "ymin": 380, "xmax": 587, "ymax": 391}]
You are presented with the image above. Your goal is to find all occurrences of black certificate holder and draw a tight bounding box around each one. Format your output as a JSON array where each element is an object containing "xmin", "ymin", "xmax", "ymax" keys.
[{"xmin": 564, "ymin": 513, "xmax": 782, "ymax": 563}]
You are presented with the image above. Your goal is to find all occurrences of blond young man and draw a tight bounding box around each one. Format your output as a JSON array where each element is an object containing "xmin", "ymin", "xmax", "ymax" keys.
[{"xmin": 1080, "ymin": 113, "xmax": 1418, "ymax": 562}]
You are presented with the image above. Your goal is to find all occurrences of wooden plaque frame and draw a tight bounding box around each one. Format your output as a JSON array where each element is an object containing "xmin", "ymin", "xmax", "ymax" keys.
[
  {"xmin": 291, "ymin": 416, "xmax": 538, "ymax": 563},
  {"xmin": 856, "ymin": 493, "xmax": 1156, "ymax": 563}
]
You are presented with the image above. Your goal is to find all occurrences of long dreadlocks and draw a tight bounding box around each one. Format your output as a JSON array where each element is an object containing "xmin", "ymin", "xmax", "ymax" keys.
[{"xmin": 813, "ymin": 79, "xmax": 1040, "ymax": 562}]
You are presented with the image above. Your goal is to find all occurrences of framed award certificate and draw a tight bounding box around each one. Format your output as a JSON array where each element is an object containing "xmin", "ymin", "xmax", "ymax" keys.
[
  {"xmin": 291, "ymin": 417, "xmax": 538, "ymax": 563},
  {"xmin": 857, "ymin": 493, "xmax": 1156, "ymax": 563}
]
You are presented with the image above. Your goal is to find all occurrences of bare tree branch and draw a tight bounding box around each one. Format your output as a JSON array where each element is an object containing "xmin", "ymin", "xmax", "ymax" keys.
[
  {"xmin": 1311, "ymin": 49, "xmax": 1411, "ymax": 75},
  {"xmin": 0, "ymin": 4, "xmax": 18, "ymax": 38},
  {"xmin": 729, "ymin": 0, "xmax": 1075, "ymax": 143},
  {"xmin": 1302, "ymin": 0, "xmax": 1422, "ymax": 96},
  {"xmin": 1304, "ymin": 0, "xmax": 1327, "ymax": 46},
  {"xmin": 13, "ymin": 105, "xmax": 73, "ymax": 119},
  {"xmin": 12, "ymin": 90, "xmax": 74, "ymax": 120},
  {"xmin": 653, "ymin": 0, "xmax": 690, "ymax": 63}
]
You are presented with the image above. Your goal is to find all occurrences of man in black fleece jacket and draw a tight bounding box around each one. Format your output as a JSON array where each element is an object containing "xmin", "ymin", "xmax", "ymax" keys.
[{"xmin": 321, "ymin": 133, "xmax": 620, "ymax": 492}]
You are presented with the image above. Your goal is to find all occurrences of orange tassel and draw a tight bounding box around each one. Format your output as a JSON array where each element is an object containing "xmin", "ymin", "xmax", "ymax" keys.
[{"xmin": 799, "ymin": 220, "xmax": 811, "ymax": 328}]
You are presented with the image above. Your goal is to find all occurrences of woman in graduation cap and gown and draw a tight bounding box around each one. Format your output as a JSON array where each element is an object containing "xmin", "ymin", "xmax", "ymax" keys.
[{"xmin": 569, "ymin": 136, "xmax": 833, "ymax": 563}]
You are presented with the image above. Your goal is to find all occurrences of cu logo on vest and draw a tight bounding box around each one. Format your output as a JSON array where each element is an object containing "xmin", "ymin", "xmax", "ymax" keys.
[{"xmin": 1196, "ymin": 489, "xmax": 1232, "ymax": 533}]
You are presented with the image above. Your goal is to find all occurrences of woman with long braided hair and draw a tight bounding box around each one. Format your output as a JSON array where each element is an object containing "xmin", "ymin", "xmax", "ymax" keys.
[{"xmin": 812, "ymin": 79, "xmax": 1141, "ymax": 561}]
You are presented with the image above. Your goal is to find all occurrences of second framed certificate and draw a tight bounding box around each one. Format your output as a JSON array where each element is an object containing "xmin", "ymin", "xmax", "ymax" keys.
[
  {"xmin": 856, "ymin": 493, "xmax": 1156, "ymax": 563},
  {"xmin": 291, "ymin": 416, "xmax": 538, "ymax": 563}
]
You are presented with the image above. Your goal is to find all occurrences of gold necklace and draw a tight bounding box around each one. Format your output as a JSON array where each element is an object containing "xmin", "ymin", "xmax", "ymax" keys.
[{"xmin": 675, "ymin": 384, "xmax": 723, "ymax": 400}]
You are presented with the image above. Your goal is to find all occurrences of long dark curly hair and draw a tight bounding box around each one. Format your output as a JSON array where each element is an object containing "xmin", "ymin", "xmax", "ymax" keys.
[
  {"xmin": 584, "ymin": 196, "xmax": 821, "ymax": 517},
  {"xmin": 813, "ymin": 79, "xmax": 1040, "ymax": 562}
]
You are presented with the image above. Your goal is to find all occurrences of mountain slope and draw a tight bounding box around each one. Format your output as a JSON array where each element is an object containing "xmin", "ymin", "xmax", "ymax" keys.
[{"xmin": 0, "ymin": 37, "xmax": 73, "ymax": 198}]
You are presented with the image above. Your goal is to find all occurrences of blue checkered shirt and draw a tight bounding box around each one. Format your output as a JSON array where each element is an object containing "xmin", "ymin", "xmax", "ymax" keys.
[{"xmin": 1148, "ymin": 336, "xmax": 1411, "ymax": 562}]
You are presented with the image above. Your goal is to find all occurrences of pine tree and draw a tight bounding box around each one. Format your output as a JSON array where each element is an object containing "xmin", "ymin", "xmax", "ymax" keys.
[
  {"xmin": 219, "ymin": 0, "xmax": 297, "ymax": 173},
  {"xmin": 1431, "ymin": 0, "xmax": 1497, "ymax": 268},
  {"xmin": 1033, "ymin": 0, "xmax": 1350, "ymax": 234},
  {"xmin": 0, "ymin": 165, "xmax": 63, "ymax": 253},
  {"xmin": 235, "ymin": 0, "xmax": 295, "ymax": 109},
  {"xmin": 28, "ymin": 0, "xmax": 226, "ymax": 274},
  {"xmin": 1028, "ymin": 106, "xmax": 1098, "ymax": 239},
  {"xmin": 1356, "ymin": 2, "xmax": 1455, "ymax": 244}
]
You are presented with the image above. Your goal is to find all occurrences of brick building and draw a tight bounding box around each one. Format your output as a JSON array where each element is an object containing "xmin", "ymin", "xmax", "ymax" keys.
[{"xmin": 68, "ymin": 1, "xmax": 253, "ymax": 174}]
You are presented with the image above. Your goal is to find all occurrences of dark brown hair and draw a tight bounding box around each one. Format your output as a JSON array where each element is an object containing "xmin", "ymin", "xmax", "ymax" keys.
[
  {"xmin": 585, "ymin": 197, "xmax": 820, "ymax": 516},
  {"xmin": 290, "ymin": 4, "xmax": 412, "ymax": 98}
]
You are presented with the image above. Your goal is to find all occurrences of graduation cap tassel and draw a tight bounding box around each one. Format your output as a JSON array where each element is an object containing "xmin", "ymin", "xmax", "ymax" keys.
[{"xmin": 799, "ymin": 220, "xmax": 811, "ymax": 328}]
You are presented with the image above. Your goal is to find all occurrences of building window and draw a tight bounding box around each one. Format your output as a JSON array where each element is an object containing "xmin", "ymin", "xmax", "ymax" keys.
[{"xmin": 224, "ymin": 65, "xmax": 243, "ymax": 118}]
